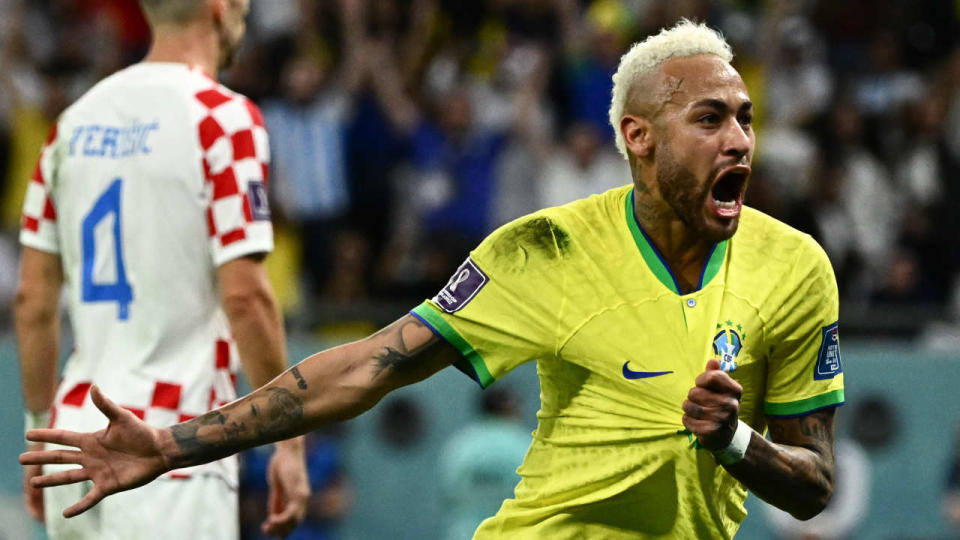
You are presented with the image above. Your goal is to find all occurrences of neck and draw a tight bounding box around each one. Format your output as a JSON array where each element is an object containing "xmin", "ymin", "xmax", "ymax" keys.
[
  {"xmin": 632, "ymin": 182, "xmax": 715, "ymax": 294},
  {"xmin": 143, "ymin": 22, "xmax": 221, "ymax": 78}
]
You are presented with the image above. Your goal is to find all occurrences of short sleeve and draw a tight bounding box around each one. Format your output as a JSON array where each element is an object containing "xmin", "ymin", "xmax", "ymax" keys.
[
  {"xmin": 764, "ymin": 238, "xmax": 845, "ymax": 417},
  {"xmin": 195, "ymin": 88, "xmax": 273, "ymax": 266},
  {"xmin": 411, "ymin": 214, "xmax": 567, "ymax": 387},
  {"xmin": 19, "ymin": 124, "xmax": 61, "ymax": 253}
]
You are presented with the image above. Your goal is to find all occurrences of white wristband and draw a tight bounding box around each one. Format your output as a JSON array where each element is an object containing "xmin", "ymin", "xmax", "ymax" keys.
[
  {"xmin": 24, "ymin": 410, "xmax": 51, "ymax": 435},
  {"xmin": 713, "ymin": 419, "xmax": 753, "ymax": 465}
]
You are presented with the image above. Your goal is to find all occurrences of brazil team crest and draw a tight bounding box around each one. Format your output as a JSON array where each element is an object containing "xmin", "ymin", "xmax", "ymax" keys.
[{"xmin": 713, "ymin": 321, "xmax": 746, "ymax": 373}]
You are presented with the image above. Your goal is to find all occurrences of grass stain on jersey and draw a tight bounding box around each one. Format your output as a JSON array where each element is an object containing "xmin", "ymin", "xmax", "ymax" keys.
[{"xmin": 491, "ymin": 217, "xmax": 572, "ymax": 271}]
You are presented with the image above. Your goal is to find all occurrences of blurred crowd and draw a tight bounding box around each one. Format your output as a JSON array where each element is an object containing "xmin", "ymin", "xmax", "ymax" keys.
[{"xmin": 1, "ymin": 0, "xmax": 960, "ymax": 336}]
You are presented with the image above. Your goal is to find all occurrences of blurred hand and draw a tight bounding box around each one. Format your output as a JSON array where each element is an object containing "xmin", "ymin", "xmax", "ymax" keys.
[
  {"xmin": 262, "ymin": 438, "xmax": 309, "ymax": 538},
  {"xmin": 19, "ymin": 385, "xmax": 170, "ymax": 518},
  {"xmin": 22, "ymin": 443, "xmax": 44, "ymax": 522},
  {"xmin": 682, "ymin": 359, "xmax": 743, "ymax": 451}
]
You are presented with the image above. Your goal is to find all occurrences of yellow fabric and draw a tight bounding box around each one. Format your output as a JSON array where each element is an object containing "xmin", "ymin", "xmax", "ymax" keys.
[
  {"xmin": 414, "ymin": 185, "xmax": 844, "ymax": 539},
  {"xmin": 2, "ymin": 105, "xmax": 52, "ymax": 229}
]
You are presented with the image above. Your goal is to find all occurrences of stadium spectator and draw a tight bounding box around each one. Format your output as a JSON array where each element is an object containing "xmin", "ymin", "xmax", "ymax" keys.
[
  {"xmin": 536, "ymin": 121, "xmax": 629, "ymax": 209},
  {"xmin": 22, "ymin": 20, "xmax": 846, "ymax": 539},
  {"xmin": 438, "ymin": 387, "xmax": 530, "ymax": 540},
  {"xmin": 15, "ymin": 0, "xmax": 308, "ymax": 538},
  {"xmin": 262, "ymin": 0, "xmax": 367, "ymax": 307}
]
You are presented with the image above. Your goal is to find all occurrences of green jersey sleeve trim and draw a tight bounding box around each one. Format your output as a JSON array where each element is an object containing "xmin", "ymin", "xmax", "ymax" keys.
[
  {"xmin": 624, "ymin": 188, "xmax": 727, "ymax": 294},
  {"xmin": 763, "ymin": 389, "xmax": 845, "ymax": 417},
  {"xmin": 625, "ymin": 189, "xmax": 681, "ymax": 294},
  {"xmin": 410, "ymin": 302, "xmax": 495, "ymax": 389}
]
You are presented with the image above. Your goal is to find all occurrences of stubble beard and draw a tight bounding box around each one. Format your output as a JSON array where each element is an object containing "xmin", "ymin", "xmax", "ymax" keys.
[{"xmin": 656, "ymin": 142, "xmax": 714, "ymax": 238}]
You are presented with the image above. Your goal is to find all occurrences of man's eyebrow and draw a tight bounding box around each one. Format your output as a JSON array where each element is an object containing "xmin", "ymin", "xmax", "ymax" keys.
[{"xmin": 690, "ymin": 99, "xmax": 753, "ymax": 113}]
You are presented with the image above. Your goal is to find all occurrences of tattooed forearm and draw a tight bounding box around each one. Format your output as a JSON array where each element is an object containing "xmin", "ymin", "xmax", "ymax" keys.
[
  {"xmin": 253, "ymin": 387, "xmax": 304, "ymax": 440},
  {"xmin": 169, "ymin": 388, "xmax": 305, "ymax": 468},
  {"xmin": 291, "ymin": 366, "xmax": 308, "ymax": 390},
  {"xmin": 722, "ymin": 408, "xmax": 837, "ymax": 520}
]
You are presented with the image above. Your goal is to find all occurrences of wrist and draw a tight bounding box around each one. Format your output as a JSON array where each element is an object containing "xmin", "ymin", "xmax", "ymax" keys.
[
  {"xmin": 275, "ymin": 436, "xmax": 305, "ymax": 454},
  {"xmin": 712, "ymin": 419, "xmax": 753, "ymax": 465},
  {"xmin": 24, "ymin": 409, "xmax": 51, "ymax": 436}
]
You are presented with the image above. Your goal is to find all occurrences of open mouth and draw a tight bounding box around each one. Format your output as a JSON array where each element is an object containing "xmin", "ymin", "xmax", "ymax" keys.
[{"xmin": 709, "ymin": 167, "xmax": 749, "ymax": 217}]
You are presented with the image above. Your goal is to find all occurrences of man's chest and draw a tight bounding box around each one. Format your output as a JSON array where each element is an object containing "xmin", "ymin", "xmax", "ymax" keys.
[{"xmin": 556, "ymin": 284, "xmax": 769, "ymax": 423}]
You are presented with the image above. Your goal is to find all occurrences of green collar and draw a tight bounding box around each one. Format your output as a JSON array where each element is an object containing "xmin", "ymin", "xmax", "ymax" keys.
[{"xmin": 624, "ymin": 188, "xmax": 727, "ymax": 295}]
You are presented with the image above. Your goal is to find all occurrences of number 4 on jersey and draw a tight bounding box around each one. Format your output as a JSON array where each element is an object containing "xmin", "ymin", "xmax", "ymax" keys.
[{"xmin": 82, "ymin": 178, "xmax": 133, "ymax": 320}]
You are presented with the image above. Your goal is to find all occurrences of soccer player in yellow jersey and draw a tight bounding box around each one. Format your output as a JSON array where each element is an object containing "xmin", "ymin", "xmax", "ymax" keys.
[{"xmin": 23, "ymin": 19, "xmax": 843, "ymax": 539}]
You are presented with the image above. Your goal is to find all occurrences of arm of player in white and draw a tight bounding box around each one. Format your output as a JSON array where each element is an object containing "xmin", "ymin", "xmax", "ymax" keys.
[
  {"xmin": 15, "ymin": 247, "xmax": 64, "ymax": 521},
  {"xmin": 21, "ymin": 314, "xmax": 459, "ymax": 518}
]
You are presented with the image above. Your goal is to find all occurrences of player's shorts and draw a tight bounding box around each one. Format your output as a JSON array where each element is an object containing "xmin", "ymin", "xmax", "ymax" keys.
[{"xmin": 43, "ymin": 473, "xmax": 238, "ymax": 540}]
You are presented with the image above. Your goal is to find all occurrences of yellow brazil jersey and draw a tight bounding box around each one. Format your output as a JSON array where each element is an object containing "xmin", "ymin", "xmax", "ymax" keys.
[{"xmin": 411, "ymin": 185, "xmax": 844, "ymax": 539}]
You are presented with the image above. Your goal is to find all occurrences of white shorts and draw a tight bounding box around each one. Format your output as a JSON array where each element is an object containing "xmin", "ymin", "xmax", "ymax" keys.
[{"xmin": 43, "ymin": 474, "xmax": 238, "ymax": 540}]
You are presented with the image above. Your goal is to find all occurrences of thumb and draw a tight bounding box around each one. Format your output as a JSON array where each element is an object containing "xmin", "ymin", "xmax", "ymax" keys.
[
  {"xmin": 704, "ymin": 359, "xmax": 721, "ymax": 371},
  {"xmin": 89, "ymin": 385, "xmax": 124, "ymax": 422}
]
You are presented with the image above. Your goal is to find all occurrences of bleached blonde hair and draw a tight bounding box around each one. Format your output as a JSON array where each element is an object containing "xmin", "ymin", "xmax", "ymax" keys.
[{"xmin": 609, "ymin": 19, "xmax": 734, "ymax": 160}]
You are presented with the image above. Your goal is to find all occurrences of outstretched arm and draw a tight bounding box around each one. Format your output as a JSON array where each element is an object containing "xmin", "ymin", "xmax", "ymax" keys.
[
  {"xmin": 682, "ymin": 360, "xmax": 836, "ymax": 520},
  {"xmin": 22, "ymin": 314, "xmax": 458, "ymax": 517}
]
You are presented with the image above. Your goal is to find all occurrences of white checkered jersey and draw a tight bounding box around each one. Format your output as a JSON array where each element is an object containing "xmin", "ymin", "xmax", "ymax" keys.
[{"xmin": 19, "ymin": 63, "xmax": 274, "ymax": 485}]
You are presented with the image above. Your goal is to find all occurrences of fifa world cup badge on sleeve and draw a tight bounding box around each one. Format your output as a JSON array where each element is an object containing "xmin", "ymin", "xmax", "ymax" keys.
[
  {"xmin": 434, "ymin": 257, "xmax": 488, "ymax": 313},
  {"xmin": 813, "ymin": 322, "xmax": 842, "ymax": 380},
  {"xmin": 248, "ymin": 180, "xmax": 270, "ymax": 220}
]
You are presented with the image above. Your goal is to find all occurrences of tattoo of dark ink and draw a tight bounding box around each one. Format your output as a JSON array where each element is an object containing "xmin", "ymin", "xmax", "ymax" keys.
[
  {"xmin": 372, "ymin": 318, "xmax": 433, "ymax": 378},
  {"xmin": 252, "ymin": 388, "xmax": 305, "ymax": 441},
  {"xmin": 170, "ymin": 410, "xmax": 228, "ymax": 463},
  {"xmin": 291, "ymin": 366, "xmax": 308, "ymax": 390}
]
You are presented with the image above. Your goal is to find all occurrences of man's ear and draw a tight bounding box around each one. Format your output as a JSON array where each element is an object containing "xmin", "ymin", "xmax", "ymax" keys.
[
  {"xmin": 209, "ymin": 0, "xmax": 227, "ymax": 24},
  {"xmin": 621, "ymin": 114, "xmax": 654, "ymax": 158}
]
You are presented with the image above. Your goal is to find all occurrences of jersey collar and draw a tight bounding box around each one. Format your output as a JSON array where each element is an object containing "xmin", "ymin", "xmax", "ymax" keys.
[{"xmin": 624, "ymin": 188, "xmax": 727, "ymax": 295}]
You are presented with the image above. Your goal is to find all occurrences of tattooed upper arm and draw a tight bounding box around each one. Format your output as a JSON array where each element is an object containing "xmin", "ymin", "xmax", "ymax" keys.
[
  {"xmin": 369, "ymin": 314, "xmax": 459, "ymax": 386},
  {"xmin": 766, "ymin": 407, "xmax": 837, "ymax": 458}
]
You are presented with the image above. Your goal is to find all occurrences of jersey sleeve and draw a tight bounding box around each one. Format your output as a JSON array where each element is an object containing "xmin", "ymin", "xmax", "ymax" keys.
[
  {"xmin": 411, "ymin": 214, "xmax": 567, "ymax": 388},
  {"xmin": 764, "ymin": 237, "xmax": 844, "ymax": 417},
  {"xmin": 195, "ymin": 88, "xmax": 273, "ymax": 266},
  {"xmin": 19, "ymin": 124, "xmax": 61, "ymax": 253}
]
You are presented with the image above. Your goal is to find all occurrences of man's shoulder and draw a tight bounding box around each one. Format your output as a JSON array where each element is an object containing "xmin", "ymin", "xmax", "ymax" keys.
[
  {"xmin": 478, "ymin": 186, "xmax": 631, "ymax": 267},
  {"xmin": 732, "ymin": 207, "xmax": 834, "ymax": 290},
  {"xmin": 736, "ymin": 207, "xmax": 827, "ymax": 264},
  {"xmin": 65, "ymin": 63, "xmax": 256, "ymax": 120}
]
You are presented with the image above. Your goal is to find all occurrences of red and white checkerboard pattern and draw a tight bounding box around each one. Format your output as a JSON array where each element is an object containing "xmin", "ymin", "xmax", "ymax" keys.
[
  {"xmin": 195, "ymin": 85, "xmax": 270, "ymax": 258},
  {"xmin": 55, "ymin": 339, "xmax": 238, "ymax": 479},
  {"xmin": 19, "ymin": 124, "xmax": 60, "ymax": 252}
]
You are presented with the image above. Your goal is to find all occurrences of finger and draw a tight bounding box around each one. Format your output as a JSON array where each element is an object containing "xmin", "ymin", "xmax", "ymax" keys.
[
  {"xmin": 20, "ymin": 449, "xmax": 83, "ymax": 466},
  {"xmin": 694, "ymin": 370, "xmax": 742, "ymax": 398},
  {"xmin": 681, "ymin": 399, "xmax": 707, "ymax": 419},
  {"xmin": 704, "ymin": 359, "xmax": 721, "ymax": 371},
  {"xmin": 63, "ymin": 487, "xmax": 105, "ymax": 518},
  {"xmin": 90, "ymin": 385, "xmax": 125, "ymax": 423},
  {"xmin": 686, "ymin": 388, "xmax": 740, "ymax": 410},
  {"xmin": 24, "ymin": 429, "xmax": 85, "ymax": 448},
  {"xmin": 262, "ymin": 511, "xmax": 297, "ymax": 537},
  {"xmin": 30, "ymin": 468, "xmax": 90, "ymax": 488},
  {"xmin": 681, "ymin": 414, "xmax": 719, "ymax": 434}
]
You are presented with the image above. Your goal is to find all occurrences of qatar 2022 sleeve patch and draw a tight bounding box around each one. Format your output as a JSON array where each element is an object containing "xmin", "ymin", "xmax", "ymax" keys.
[
  {"xmin": 813, "ymin": 321, "xmax": 842, "ymax": 380},
  {"xmin": 434, "ymin": 257, "xmax": 488, "ymax": 313},
  {"xmin": 247, "ymin": 180, "xmax": 270, "ymax": 221}
]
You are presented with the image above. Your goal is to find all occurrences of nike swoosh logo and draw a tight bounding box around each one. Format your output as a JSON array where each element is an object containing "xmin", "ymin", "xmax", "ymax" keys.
[{"xmin": 622, "ymin": 362, "xmax": 673, "ymax": 379}]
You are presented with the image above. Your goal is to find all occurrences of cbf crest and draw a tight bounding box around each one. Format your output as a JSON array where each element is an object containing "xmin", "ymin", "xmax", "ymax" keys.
[{"xmin": 713, "ymin": 321, "xmax": 746, "ymax": 373}]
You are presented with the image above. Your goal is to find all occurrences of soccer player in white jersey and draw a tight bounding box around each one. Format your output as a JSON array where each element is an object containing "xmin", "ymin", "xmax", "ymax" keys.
[{"xmin": 15, "ymin": 0, "xmax": 308, "ymax": 538}]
